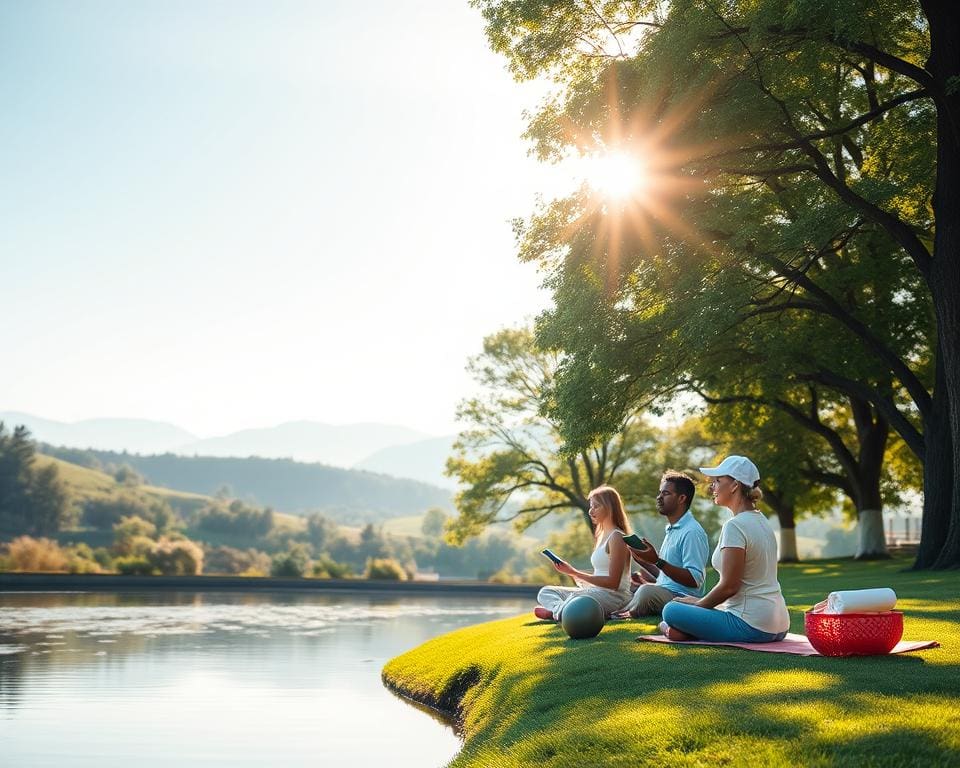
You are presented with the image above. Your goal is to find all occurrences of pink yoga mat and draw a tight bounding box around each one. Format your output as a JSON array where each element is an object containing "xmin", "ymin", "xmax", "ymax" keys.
[{"xmin": 635, "ymin": 632, "xmax": 940, "ymax": 656}]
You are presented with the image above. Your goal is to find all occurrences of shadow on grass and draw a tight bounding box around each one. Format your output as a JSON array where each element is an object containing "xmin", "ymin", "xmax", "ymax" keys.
[
  {"xmin": 450, "ymin": 617, "xmax": 958, "ymax": 766},
  {"xmin": 386, "ymin": 557, "xmax": 959, "ymax": 766}
]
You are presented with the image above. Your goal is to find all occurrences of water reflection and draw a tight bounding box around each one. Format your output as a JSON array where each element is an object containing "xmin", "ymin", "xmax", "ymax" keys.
[{"xmin": 0, "ymin": 591, "xmax": 529, "ymax": 767}]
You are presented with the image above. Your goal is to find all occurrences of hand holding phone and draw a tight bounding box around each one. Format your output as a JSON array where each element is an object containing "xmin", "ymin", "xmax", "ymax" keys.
[
  {"xmin": 622, "ymin": 533, "xmax": 648, "ymax": 550},
  {"xmin": 541, "ymin": 548, "xmax": 565, "ymax": 565}
]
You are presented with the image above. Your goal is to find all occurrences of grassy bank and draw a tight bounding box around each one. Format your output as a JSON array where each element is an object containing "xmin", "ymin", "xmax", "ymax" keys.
[{"xmin": 383, "ymin": 557, "xmax": 960, "ymax": 767}]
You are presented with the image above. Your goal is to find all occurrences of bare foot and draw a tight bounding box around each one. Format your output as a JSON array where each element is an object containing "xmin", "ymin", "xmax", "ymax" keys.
[
  {"xmin": 659, "ymin": 621, "xmax": 693, "ymax": 641},
  {"xmin": 534, "ymin": 606, "xmax": 555, "ymax": 621}
]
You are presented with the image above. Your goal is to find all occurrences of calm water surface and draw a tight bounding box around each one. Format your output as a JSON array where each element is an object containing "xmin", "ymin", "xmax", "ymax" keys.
[{"xmin": 0, "ymin": 590, "xmax": 530, "ymax": 767}]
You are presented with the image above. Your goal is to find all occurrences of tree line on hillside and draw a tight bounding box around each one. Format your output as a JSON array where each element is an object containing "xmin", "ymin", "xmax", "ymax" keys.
[
  {"xmin": 0, "ymin": 423, "xmax": 537, "ymax": 580},
  {"xmin": 39, "ymin": 444, "xmax": 451, "ymax": 521},
  {"xmin": 452, "ymin": 1, "xmax": 952, "ymax": 567}
]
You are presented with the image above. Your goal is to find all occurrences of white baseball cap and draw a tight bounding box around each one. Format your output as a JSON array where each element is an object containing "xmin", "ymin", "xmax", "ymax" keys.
[{"xmin": 699, "ymin": 455, "xmax": 760, "ymax": 487}]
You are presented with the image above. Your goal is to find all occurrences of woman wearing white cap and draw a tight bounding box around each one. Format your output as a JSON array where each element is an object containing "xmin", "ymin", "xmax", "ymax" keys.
[{"xmin": 660, "ymin": 455, "xmax": 790, "ymax": 643}]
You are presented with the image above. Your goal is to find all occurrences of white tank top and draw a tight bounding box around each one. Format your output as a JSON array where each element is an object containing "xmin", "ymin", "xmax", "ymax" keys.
[{"xmin": 590, "ymin": 528, "xmax": 631, "ymax": 592}]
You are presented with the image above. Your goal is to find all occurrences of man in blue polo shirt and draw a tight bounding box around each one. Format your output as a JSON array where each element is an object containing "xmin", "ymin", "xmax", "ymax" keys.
[{"xmin": 624, "ymin": 470, "xmax": 709, "ymax": 618}]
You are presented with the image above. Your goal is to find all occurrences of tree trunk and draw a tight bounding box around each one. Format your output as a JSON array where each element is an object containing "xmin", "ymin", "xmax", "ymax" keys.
[
  {"xmin": 855, "ymin": 509, "xmax": 887, "ymax": 559},
  {"xmin": 851, "ymin": 397, "xmax": 889, "ymax": 559},
  {"xmin": 914, "ymin": 359, "xmax": 954, "ymax": 568},
  {"xmin": 764, "ymin": 489, "xmax": 799, "ymax": 562},
  {"xmin": 921, "ymin": 0, "xmax": 960, "ymax": 569},
  {"xmin": 779, "ymin": 525, "xmax": 799, "ymax": 563}
]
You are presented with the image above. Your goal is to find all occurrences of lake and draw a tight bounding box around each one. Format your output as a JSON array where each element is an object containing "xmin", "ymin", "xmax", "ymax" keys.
[{"xmin": 0, "ymin": 590, "xmax": 531, "ymax": 767}]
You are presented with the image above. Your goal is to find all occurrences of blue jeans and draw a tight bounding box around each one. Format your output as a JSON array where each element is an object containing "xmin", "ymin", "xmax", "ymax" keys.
[{"xmin": 661, "ymin": 602, "xmax": 787, "ymax": 643}]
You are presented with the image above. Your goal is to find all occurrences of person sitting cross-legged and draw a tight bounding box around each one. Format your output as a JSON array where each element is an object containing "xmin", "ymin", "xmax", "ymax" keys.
[
  {"xmin": 534, "ymin": 485, "xmax": 633, "ymax": 621},
  {"xmin": 660, "ymin": 455, "xmax": 790, "ymax": 643},
  {"xmin": 623, "ymin": 471, "xmax": 709, "ymax": 618}
]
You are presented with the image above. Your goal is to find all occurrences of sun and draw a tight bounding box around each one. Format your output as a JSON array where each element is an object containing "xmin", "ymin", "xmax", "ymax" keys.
[{"xmin": 580, "ymin": 150, "xmax": 649, "ymax": 200}]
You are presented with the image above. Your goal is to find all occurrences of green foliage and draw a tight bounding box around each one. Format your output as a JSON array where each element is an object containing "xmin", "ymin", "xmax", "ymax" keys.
[
  {"xmin": 470, "ymin": 0, "xmax": 950, "ymax": 561},
  {"xmin": 0, "ymin": 423, "xmax": 72, "ymax": 536},
  {"xmin": 194, "ymin": 499, "xmax": 275, "ymax": 538},
  {"xmin": 305, "ymin": 512, "xmax": 338, "ymax": 550},
  {"xmin": 111, "ymin": 515, "xmax": 157, "ymax": 559},
  {"xmin": 114, "ymin": 555, "xmax": 153, "ymax": 575},
  {"xmin": 270, "ymin": 543, "xmax": 311, "ymax": 578},
  {"xmin": 62, "ymin": 542, "xmax": 104, "ymax": 573},
  {"xmin": 113, "ymin": 464, "xmax": 144, "ymax": 486},
  {"xmin": 447, "ymin": 326, "xmax": 663, "ymax": 543},
  {"xmin": 420, "ymin": 507, "xmax": 449, "ymax": 538},
  {"xmin": 364, "ymin": 557, "xmax": 409, "ymax": 580},
  {"xmin": 83, "ymin": 493, "xmax": 174, "ymax": 531},
  {"xmin": 384, "ymin": 555, "xmax": 959, "ymax": 767},
  {"xmin": 524, "ymin": 519, "xmax": 595, "ymax": 586},
  {"xmin": 310, "ymin": 553, "xmax": 352, "ymax": 579}
]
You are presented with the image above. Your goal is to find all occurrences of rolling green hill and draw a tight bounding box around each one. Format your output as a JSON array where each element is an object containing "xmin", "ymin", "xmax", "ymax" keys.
[
  {"xmin": 34, "ymin": 453, "xmax": 307, "ymax": 550},
  {"xmin": 35, "ymin": 454, "xmax": 209, "ymax": 511},
  {"xmin": 40, "ymin": 444, "xmax": 452, "ymax": 523}
]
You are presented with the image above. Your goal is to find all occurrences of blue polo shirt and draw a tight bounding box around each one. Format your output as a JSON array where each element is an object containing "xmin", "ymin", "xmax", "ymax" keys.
[{"xmin": 656, "ymin": 510, "xmax": 709, "ymax": 597}]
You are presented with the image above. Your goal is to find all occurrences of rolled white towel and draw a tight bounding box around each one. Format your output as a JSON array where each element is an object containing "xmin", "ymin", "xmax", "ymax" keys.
[{"xmin": 826, "ymin": 587, "xmax": 897, "ymax": 614}]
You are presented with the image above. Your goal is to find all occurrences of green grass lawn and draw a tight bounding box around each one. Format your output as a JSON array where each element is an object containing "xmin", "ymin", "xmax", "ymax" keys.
[{"xmin": 383, "ymin": 556, "xmax": 960, "ymax": 767}]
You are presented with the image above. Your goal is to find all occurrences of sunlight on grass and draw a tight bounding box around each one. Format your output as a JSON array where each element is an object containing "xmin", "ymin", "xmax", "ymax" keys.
[
  {"xmin": 384, "ymin": 556, "xmax": 960, "ymax": 767},
  {"xmin": 702, "ymin": 669, "xmax": 839, "ymax": 701}
]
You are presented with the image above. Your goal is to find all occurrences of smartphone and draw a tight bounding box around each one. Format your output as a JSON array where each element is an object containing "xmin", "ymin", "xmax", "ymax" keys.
[
  {"xmin": 541, "ymin": 548, "xmax": 564, "ymax": 565},
  {"xmin": 622, "ymin": 533, "xmax": 648, "ymax": 550}
]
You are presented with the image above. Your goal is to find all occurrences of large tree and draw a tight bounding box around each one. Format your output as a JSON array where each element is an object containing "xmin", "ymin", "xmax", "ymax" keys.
[
  {"xmin": 446, "ymin": 326, "xmax": 662, "ymax": 542},
  {"xmin": 474, "ymin": 0, "xmax": 957, "ymax": 567},
  {"xmin": 0, "ymin": 423, "xmax": 70, "ymax": 537}
]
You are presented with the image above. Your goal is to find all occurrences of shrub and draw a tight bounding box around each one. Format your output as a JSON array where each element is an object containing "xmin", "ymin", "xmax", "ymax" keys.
[
  {"xmin": 195, "ymin": 500, "xmax": 274, "ymax": 538},
  {"xmin": 148, "ymin": 537, "xmax": 204, "ymax": 575},
  {"xmin": 4, "ymin": 536, "xmax": 69, "ymax": 572},
  {"xmin": 364, "ymin": 557, "xmax": 408, "ymax": 581},
  {"xmin": 310, "ymin": 553, "xmax": 352, "ymax": 579},
  {"xmin": 113, "ymin": 465, "xmax": 144, "ymax": 486},
  {"xmin": 83, "ymin": 495, "xmax": 175, "ymax": 532},
  {"xmin": 270, "ymin": 544, "xmax": 311, "ymax": 578},
  {"xmin": 84, "ymin": 495, "xmax": 153, "ymax": 529},
  {"xmin": 204, "ymin": 545, "xmax": 272, "ymax": 575},
  {"xmin": 114, "ymin": 555, "xmax": 154, "ymax": 575},
  {"xmin": 64, "ymin": 543, "xmax": 104, "ymax": 574},
  {"xmin": 112, "ymin": 516, "xmax": 157, "ymax": 556}
]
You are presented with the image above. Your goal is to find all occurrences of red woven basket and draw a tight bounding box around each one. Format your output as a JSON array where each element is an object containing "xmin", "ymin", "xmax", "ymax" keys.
[{"xmin": 804, "ymin": 611, "xmax": 903, "ymax": 656}]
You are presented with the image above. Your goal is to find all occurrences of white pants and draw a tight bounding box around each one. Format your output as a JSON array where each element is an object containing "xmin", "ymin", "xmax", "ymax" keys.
[
  {"xmin": 623, "ymin": 583, "xmax": 680, "ymax": 617},
  {"xmin": 537, "ymin": 584, "xmax": 631, "ymax": 618}
]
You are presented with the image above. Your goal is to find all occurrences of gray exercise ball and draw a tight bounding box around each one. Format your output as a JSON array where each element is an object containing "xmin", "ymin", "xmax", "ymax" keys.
[{"xmin": 560, "ymin": 595, "xmax": 605, "ymax": 639}]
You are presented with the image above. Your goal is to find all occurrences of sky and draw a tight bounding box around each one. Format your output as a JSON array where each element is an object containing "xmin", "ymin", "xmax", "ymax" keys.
[{"xmin": 0, "ymin": 0, "xmax": 578, "ymax": 438}]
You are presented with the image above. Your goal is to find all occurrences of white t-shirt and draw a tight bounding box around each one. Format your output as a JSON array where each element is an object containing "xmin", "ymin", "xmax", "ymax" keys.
[{"xmin": 711, "ymin": 511, "xmax": 789, "ymax": 634}]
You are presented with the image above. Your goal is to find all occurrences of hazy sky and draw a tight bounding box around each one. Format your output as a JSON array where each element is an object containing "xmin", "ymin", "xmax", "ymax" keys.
[{"xmin": 0, "ymin": 0, "xmax": 578, "ymax": 438}]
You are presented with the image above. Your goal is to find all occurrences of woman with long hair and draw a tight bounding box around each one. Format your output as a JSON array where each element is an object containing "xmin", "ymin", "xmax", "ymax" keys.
[
  {"xmin": 534, "ymin": 485, "xmax": 633, "ymax": 621},
  {"xmin": 660, "ymin": 455, "xmax": 790, "ymax": 642}
]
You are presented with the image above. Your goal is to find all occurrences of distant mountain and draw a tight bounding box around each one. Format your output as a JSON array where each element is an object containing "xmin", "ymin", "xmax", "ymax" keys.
[
  {"xmin": 2, "ymin": 412, "xmax": 434, "ymax": 469},
  {"xmin": 39, "ymin": 445, "xmax": 452, "ymax": 523},
  {"xmin": 177, "ymin": 421, "xmax": 430, "ymax": 467},
  {"xmin": 354, "ymin": 435, "xmax": 458, "ymax": 489},
  {"xmin": 0, "ymin": 411, "xmax": 197, "ymax": 454}
]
